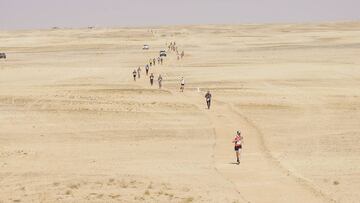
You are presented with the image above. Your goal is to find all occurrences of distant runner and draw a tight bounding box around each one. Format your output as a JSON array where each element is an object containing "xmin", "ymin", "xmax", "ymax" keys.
[
  {"xmin": 153, "ymin": 58, "xmax": 156, "ymax": 66},
  {"xmin": 232, "ymin": 131, "xmax": 243, "ymax": 164},
  {"xmin": 205, "ymin": 91, "xmax": 212, "ymax": 109},
  {"xmin": 180, "ymin": 77, "xmax": 185, "ymax": 92},
  {"xmin": 145, "ymin": 64, "xmax": 149, "ymax": 76},
  {"xmin": 150, "ymin": 73, "xmax": 154, "ymax": 86},
  {"xmin": 132, "ymin": 70, "xmax": 137, "ymax": 81},
  {"xmin": 158, "ymin": 74, "xmax": 163, "ymax": 89},
  {"xmin": 137, "ymin": 67, "xmax": 141, "ymax": 78},
  {"xmin": 160, "ymin": 57, "xmax": 163, "ymax": 65}
]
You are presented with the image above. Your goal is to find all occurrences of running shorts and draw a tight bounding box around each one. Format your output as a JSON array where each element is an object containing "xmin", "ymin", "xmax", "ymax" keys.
[{"xmin": 234, "ymin": 145, "xmax": 242, "ymax": 151}]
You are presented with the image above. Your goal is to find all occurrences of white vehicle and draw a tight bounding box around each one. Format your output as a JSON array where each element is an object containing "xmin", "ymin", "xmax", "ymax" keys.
[
  {"xmin": 160, "ymin": 50, "xmax": 166, "ymax": 57},
  {"xmin": 143, "ymin": 45, "xmax": 149, "ymax": 50}
]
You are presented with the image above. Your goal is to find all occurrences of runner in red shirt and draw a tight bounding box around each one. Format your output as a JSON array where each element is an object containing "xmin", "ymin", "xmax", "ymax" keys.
[{"xmin": 232, "ymin": 131, "xmax": 243, "ymax": 164}]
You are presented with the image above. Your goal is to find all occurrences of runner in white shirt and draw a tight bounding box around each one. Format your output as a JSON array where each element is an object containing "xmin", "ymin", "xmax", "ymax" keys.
[{"xmin": 180, "ymin": 77, "xmax": 185, "ymax": 92}]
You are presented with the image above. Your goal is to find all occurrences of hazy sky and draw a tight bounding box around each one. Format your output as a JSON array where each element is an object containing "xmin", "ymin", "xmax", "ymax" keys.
[{"xmin": 1, "ymin": 0, "xmax": 359, "ymax": 30}]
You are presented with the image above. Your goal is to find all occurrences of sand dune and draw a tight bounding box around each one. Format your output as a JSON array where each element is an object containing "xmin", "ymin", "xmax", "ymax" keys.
[{"xmin": 1, "ymin": 22, "xmax": 360, "ymax": 202}]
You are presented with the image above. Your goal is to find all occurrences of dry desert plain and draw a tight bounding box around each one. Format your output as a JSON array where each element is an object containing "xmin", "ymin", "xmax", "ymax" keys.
[{"xmin": 1, "ymin": 22, "xmax": 360, "ymax": 202}]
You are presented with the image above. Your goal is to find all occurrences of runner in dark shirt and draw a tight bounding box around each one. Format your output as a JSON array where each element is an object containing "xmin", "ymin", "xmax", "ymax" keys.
[
  {"xmin": 205, "ymin": 91, "xmax": 212, "ymax": 109},
  {"xmin": 145, "ymin": 65, "xmax": 149, "ymax": 76},
  {"xmin": 132, "ymin": 70, "xmax": 137, "ymax": 81},
  {"xmin": 149, "ymin": 73, "xmax": 154, "ymax": 86}
]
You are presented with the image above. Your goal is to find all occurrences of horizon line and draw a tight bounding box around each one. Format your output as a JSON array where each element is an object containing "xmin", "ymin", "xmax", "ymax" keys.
[{"xmin": 1, "ymin": 20, "xmax": 360, "ymax": 32}]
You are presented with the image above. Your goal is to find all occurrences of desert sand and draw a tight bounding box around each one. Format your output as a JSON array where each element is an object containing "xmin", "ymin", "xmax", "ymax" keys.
[{"xmin": 1, "ymin": 22, "xmax": 360, "ymax": 202}]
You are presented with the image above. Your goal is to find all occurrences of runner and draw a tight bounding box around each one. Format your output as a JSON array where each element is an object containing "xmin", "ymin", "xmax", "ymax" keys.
[
  {"xmin": 157, "ymin": 57, "xmax": 160, "ymax": 64},
  {"xmin": 153, "ymin": 58, "xmax": 156, "ymax": 66},
  {"xmin": 180, "ymin": 77, "xmax": 185, "ymax": 92},
  {"xmin": 150, "ymin": 73, "xmax": 154, "ymax": 86},
  {"xmin": 137, "ymin": 67, "xmax": 141, "ymax": 78},
  {"xmin": 160, "ymin": 57, "xmax": 163, "ymax": 65},
  {"xmin": 132, "ymin": 70, "xmax": 137, "ymax": 81},
  {"xmin": 145, "ymin": 64, "xmax": 149, "ymax": 76},
  {"xmin": 158, "ymin": 74, "xmax": 163, "ymax": 89},
  {"xmin": 232, "ymin": 131, "xmax": 243, "ymax": 164},
  {"xmin": 205, "ymin": 91, "xmax": 212, "ymax": 109},
  {"xmin": 150, "ymin": 61, "xmax": 152, "ymax": 67}
]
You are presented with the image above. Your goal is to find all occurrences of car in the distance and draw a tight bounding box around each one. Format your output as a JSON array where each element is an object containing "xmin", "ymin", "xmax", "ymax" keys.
[
  {"xmin": 160, "ymin": 50, "xmax": 166, "ymax": 57},
  {"xmin": 143, "ymin": 45, "xmax": 149, "ymax": 50}
]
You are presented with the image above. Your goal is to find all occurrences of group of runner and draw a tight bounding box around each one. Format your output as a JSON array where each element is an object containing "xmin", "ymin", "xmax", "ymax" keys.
[
  {"xmin": 132, "ymin": 56, "xmax": 163, "ymax": 89},
  {"xmin": 149, "ymin": 56, "xmax": 163, "ymax": 66},
  {"xmin": 132, "ymin": 42, "xmax": 186, "ymax": 91},
  {"xmin": 168, "ymin": 42, "xmax": 242, "ymax": 164},
  {"xmin": 133, "ymin": 41, "xmax": 242, "ymax": 164},
  {"xmin": 168, "ymin": 42, "xmax": 185, "ymax": 60}
]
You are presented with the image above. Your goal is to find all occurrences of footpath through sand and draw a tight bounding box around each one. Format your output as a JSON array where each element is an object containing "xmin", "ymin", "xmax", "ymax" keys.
[
  {"xmin": 134, "ymin": 39, "xmax": 334, "ymax": 202},
  {"xmin": 152, "ymin": 86, "xmax": 335, "ymax": 202},
  {"xmin": 127, "ymin": 36, "xmax": 337, "ymax": 202}
]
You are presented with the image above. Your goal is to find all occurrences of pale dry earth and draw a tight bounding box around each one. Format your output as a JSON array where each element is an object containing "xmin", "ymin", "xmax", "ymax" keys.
[{"xmin": 1, "ymin": 22, "xmax": 360, "ymax": 202}]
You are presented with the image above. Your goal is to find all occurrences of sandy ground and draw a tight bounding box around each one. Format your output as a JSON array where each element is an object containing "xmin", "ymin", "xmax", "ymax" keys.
[{"xmin": 1, "ymin": 22, "xmax": 360, "ymax": 202}]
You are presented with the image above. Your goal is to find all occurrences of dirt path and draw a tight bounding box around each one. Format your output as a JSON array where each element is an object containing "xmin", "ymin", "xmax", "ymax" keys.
[
  {"xmin": 165, "ymin": 88, "xmax": 333, "ymax": 202},
  {"xmin": 205, "ymin": 98, "xmax": 336, "ymax": 202},
  {"xmin": 129, "ymin": 43, "xmax": 334, "ymax": 201}
]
